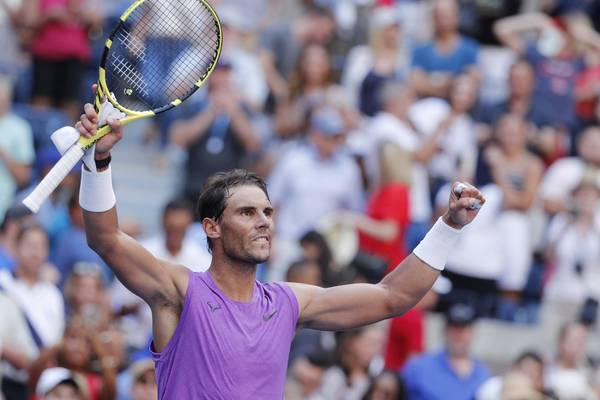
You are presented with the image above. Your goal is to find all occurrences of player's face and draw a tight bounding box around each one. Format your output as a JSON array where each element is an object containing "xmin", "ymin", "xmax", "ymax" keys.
[{"xmin": 218, "ymin": 185, "xmax": 274, "ymax": 265}]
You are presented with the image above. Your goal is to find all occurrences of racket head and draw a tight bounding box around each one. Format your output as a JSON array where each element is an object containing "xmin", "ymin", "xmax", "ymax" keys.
[{"xmin": 96, "ymin": 0, "xmax": 222, "ymax": 118}]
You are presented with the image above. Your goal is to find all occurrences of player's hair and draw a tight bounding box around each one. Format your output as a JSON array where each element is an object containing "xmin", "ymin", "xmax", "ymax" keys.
[{"xmin": 197, "ymin": 169, "xmax": 269, "ymax": 251}]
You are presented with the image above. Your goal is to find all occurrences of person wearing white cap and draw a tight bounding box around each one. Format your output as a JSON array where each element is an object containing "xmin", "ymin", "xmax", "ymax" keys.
[{"xmin": 36, "ymin": 367, "xmax": 85, "ymax": 400}]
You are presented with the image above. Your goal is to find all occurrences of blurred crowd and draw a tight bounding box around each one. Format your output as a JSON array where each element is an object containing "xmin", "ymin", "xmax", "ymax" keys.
[{"xmin": 1, "ymin": 0, "xmax": 600, "ymax": 398}]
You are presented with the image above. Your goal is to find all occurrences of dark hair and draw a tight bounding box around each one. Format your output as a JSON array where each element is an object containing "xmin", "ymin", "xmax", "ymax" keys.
[
  {"xmin": 197, "ymin": 169, "xmax": 269, "ymax": 250},
  {"xmin": 362, "ymin": 370, "xmax": 406, "ymax": 400},
  {"xmin": 514, "ymin": 350, "xmax": 544, "ymax": 366},
  {"xmin": 16, "ymin": 223, "xmax": 47, "ymax": 244},
  {"xmin": 163, "ymin": 198, "xmax": 194, "ymax": 218}
]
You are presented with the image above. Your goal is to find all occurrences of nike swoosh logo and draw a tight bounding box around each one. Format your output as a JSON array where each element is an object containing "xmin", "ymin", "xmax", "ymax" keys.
[
  {"xmin": 262, "ymin": 310, "xmax": 278, "ymax": 321},
  {"xmin": 207, "ymin": 301, "xmax": 221, "ymax": 312}
]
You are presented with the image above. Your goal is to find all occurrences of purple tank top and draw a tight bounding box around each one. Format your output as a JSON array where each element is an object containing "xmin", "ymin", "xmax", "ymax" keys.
[{"xmin": 151, "ymin": 271, "xmax": 299, "ymax": 399}]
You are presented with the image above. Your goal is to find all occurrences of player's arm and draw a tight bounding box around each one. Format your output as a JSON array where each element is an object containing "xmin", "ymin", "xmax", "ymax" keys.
[
  {"xmin": 76, "ymin": 103, "xmax": 187, "ymax": 308},
  {"xmin": 290, "ymin": 183, "xmax": 485, "ymax": 331}
]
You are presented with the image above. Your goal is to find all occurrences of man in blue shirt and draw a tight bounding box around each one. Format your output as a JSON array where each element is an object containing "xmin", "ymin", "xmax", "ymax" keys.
[
  {"xmin": 402, "ymin": 303, "xmax": 490, "ymax": 400},
  {"xmin": 410, "ymin": 0, "xmax": 480, "ymax": 99}
]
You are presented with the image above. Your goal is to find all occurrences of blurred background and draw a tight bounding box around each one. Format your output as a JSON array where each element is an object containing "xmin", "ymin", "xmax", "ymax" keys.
[{"xmin": 1, "ymin": 0, "xmax": 600, "ymax": 398}]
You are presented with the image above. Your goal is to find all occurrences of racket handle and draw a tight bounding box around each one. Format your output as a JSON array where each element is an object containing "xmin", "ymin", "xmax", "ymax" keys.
[{"xmin": 22, "ymin": 144, "xmax": 85, "ymax": 213}]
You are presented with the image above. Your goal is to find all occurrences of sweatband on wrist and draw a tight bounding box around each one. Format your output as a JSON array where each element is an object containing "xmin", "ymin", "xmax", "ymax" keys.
[
  {"xmin": 79, "ymin": 165, "xmax": 116, "ymax": 212},
  {"xmin": 413, "ymin": 217, "xmax": 461, "ymax": 271}
]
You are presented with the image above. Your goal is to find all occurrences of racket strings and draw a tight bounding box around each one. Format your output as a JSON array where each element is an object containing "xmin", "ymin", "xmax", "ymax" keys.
[{"xmin": 105, "ymin": 0, "xmax": 220, "ymax": 112}]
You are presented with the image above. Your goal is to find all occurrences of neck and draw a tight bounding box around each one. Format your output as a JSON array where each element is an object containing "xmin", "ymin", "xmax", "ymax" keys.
[
  {"xmin": 15, "ymin": 267, "xmax": 38, "ymax": 285},
  {"xmin": 436, "ymin": 31, "xmax": 457, "ymax": 46},
  {"xmin": 208, "ymin": 257, "xmax": 256, "ymax": 302},
  {"xmin": 166, "ymin": 242, "xmax": 182, "ymax": 257},
  {"xmin": 448, "ymin": 353, "xmax": 473, "ymax": 377}
]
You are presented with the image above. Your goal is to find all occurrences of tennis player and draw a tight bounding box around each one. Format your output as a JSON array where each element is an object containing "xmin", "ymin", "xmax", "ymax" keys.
[{"xmin": 76, "ymin": 103, "xmax": 485, "ymax": 399}]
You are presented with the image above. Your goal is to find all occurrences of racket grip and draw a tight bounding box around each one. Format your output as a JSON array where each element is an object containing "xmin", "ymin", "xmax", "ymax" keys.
[{"xmin": 22, "ymin": 145, "xmax": 85, "ymax": 213}]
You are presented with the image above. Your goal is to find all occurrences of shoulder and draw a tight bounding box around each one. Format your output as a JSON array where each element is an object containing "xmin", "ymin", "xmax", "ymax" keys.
[{"xmin": 460, "ymin": 36, "xmax": 480, "ymax": 50}]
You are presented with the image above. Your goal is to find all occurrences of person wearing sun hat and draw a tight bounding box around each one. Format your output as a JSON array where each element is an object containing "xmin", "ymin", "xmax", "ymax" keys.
[{"xmin": 36, "ymin": 367, "xmax": 86, "ymax": 400}]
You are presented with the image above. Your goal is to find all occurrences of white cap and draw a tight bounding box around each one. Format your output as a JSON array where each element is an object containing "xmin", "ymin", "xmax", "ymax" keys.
[
  {"xmin": 36, "ymin": 368, "xmax": 80, "ymax": 396},
  {"xmin": 370, "ymin": 6, "xmax": 401, "ymax": 31}
]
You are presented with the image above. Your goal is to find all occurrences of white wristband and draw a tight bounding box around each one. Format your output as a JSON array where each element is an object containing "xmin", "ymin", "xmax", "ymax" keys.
[
  {"xmin": 413, "ymin": 217, "xmax": 461, "ymax": 271},
  {"xmin": 79, "ymin": 165, "xmax": 116, "ymax": 212}
]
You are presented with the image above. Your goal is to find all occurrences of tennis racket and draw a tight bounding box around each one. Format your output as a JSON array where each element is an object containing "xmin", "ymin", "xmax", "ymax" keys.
[{"xmin": 23, "ymin": 0, "xmax": 222, "ymax": 213}]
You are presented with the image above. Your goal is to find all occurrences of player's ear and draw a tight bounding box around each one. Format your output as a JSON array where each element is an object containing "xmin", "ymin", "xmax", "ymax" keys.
[{"xmin": 203, "ymin": 217, "xmax": 221, "ymax": 241}]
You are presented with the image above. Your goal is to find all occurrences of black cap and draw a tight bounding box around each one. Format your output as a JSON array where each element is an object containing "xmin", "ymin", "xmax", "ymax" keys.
[{"xmin": 446, "ymin": 303, "xmax": 477, "ymax": 326}]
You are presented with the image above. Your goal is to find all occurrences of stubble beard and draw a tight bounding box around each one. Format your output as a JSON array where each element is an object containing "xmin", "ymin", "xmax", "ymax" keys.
[{"xmin": 222, "ymin": 240, "xmax": 270, "ymax": 267}]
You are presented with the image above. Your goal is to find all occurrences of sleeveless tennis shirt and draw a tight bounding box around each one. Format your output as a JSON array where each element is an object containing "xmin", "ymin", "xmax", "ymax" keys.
[{"xmin": 151, "ymin": 271, "xmax": 299, "ymax": 399}]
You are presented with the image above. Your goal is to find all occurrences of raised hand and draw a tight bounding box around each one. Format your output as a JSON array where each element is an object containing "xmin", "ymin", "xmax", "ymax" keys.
[{"xmin": 443, "ymin": 182, "xmax": 486, "ymax": 229}]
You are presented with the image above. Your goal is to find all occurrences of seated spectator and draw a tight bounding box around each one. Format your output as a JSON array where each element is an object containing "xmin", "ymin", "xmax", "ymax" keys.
[
  {"xmin": 314, "ymin": 325, "xmax": 385, "ymax": 399},
  {"xmin": 409, "ymin": 0, "xmax": 480, "ymax": 99},
  {"xmin": 268, "ymin": 106, "xmax": 362, "ymax": 242},
  {"xmin": 341, "ymin": 6, "xmax": 408, "ymax": 115},
  {"xmin": 299, "ymin": 230, "xmax": 339, "ymax": 287},
  {"xmin": 259, "ymin": 5, "xmax": 336, "ymax": 107},
  {"xmin": 122, "ymin": 358, "xmax": 157, "ymax": 400},
  {"xmin": 477, "ymin": 351, "xmax": 548, "ymax": 400},
  {"xmin": 0, "ymin": 76, "xmax": 34, "ymax": 222},
  {"xmin": 545, "ymin": 322, "xmax": 596, "ymax": 399},
  {"xmin": 286, "ymin": 351, "xmax": 332, "ymax": 400},
  {"xmin": 35, "ymin": 367, "xmax": 86, "ymax": 400},
  {"xmin": 538, "ymin": 126, "xmax": 600, "ymax": 216},
  {"xmin": 169, "ymin": 60, "xmax": 260, "ymax": 205},
  {"xmin": 544, "ymin": 178, "xmax": 600, "ymax": 307},
  {"xmin": 475, "ymin": 60, "xmax": 546, "ymax": 132},
  {"xmin": 53, "ymin": 192, "xmax": 109, "ymax": 286},
  {"xmin": 0, "ymin": 205, "xmax": 35, "ymax": 271},
  {"xmin": 140, "ymin": 199, "xmax": 211, "ymax": 271},
  {"xmin": 362, "ymin": 370, "xmax": 406, "ymax": 400},
  {"xmin": 275, "ymin": 44, "xmax": 338, "ymax": 138},
  {"xmin": 28, "ymin": 316, "xmax": 120, "ymax": 400},
  {"xmin": 402, "ymin": 303, "xmax": 490, "ymax": 400},
  {"xmin": 64, "ymin": 262, "xmax": 113, "ymax": 331}
]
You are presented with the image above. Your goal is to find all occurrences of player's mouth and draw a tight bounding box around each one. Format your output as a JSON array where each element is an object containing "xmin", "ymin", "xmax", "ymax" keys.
[{"xmin": 252, "ymin": 235, "xmax": 270, "ymax": 243}]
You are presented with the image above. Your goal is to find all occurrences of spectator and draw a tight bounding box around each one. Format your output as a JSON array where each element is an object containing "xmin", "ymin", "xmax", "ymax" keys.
[
  {"xmin": 299, "ymin": 230, "xmax": 339, "ymax": 287},
  {"xmin": 362, "ymin": 370, "xmax": 406, "ymax": 400},
  {"xmin": 53, "ymin": 192, "xmax": 109, "ymax": 286},
  {"xmin": 475, "ymin": 114, "xmax": 544, "ymax": 315},
  {"xmin": 538, "ymin": 126, "xmax": 600, "ymax": 216},
  {"xmin": 0, "ymin": 0, "xmax": 26, "ymax": 85},
  {"xmin": 0, "ymin": 204, "xmax": 34, "ymax": 271},
  {"xmin": 259, "ymin": 5, "xmax": 336, "ymax": 106},
  {"xmin": 477, "ymin": 351, "xmax": 548, "ymax": 400},
  {"xmin": 342, "ymin": 6, "xmax": 408, "ymax": 115},
  {"xmin": 475, "ymin": 60, "xmax": 546, "ymax": 131},
  {"xmin": 35, "ymin": 367, "xmax": 86, "ymax": 400},
  {"xmin": 493, "ymin": 13, "xmax": 591, "ymax": 132},
  {"xmin": 286, "ymin": 351, "xmax": 332, "ymax": 400},
  {"xmin": 140, "ymin": 199, "xmax": 211, "ymax": 271},
  {"xmin": 410, "ymin": 0, "xmax": 480, "ymax": 99},
  {"xmin": 0, "ymin": 76, "xmax": 34, "ymax": 222},
  {"xmin": 28, "ymin": 316, "xmax": 120, "ymax": 400},
  {"xmin": 545, "ymin": 322, "xmax": 596, "ymax": 400},
  {"xmin": 402, "ymin": 303, "xmax": 490, "ymax": 400},
  {"xmin": 128, "ymin": 358, "xmax": 157, "ymax": 400},
  {"xmin": 268, "ymin": 106, "xmax": 362, "ymax": 242},
  {"xmin": 0, "ymin": 290, "xmax": 37, "ymax": 400},
  {"xmin": 63, "ymin": 262, "xmax": 113, "ymax": 330},
  {"xmin": 169, "ymin": 60, "xmax": 260, "ymax": 205},
  {"xmin": 28, "ymin": 0, "xmax": 103, "ymax": 120},
  {"xmin": 543, "ymin": 178, "xmax": 600, "ymax": 306},
  {"xmin": 573, "ymin": 22, "xmax": 600, "ymax": 127},
  {"xmin": 275, "ymin": 44, "xmax": 337, "ymax": 139},
  {"xmin": 314, "ymin": 325, "xmax": 385, "ymax": 400},
  {"xmin": 0, "ymin": 224, "xmax": 64, "ymax": 399}
]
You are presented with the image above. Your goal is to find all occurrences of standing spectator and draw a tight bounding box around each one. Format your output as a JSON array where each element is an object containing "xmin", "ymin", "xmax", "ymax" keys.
[
  {"xmin": 169, "ymin": 60, "xmax": 260, "ymax": 205},
  {"xmin": 0, "ymin": 76, "xmax": 34, "ymax": 222},
  {"xmin": 259, "ymin": 5, "xmax": 336, "ymax": 106},
  {"xmin": 342, "ymin": 6, "xmax": 408, "ymax": 115},
  {"xmin": 475, "ymin": 114, "xmax": 544, "ymax": 314},
  {"xmin": 0, "ymin": 224, "xmax": 64, "ymax": 399},
  {"xmin": 493, "ymin": 13, "xmax": 588, "ymax": 132},
  {"xmin": 409, "ymin": 0, "xmax": 480, "ymax": 99},
  {"xmin": 402, "ymin": 303, "xmax": 490, "ymax": 400},
  {"xmin": 28, "ymin": 0, "xmax": 103, "ymax": 120}
]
